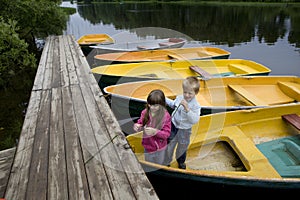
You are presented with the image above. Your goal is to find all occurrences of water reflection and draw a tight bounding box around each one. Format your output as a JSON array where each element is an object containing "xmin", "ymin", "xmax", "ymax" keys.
[
  {"xmin": 63, "ymin": 1, "xmax": 300, "ymax": 76},
  {"xmin": 65, "ymin": 2, "xmax": 300, "ymax": 47}
]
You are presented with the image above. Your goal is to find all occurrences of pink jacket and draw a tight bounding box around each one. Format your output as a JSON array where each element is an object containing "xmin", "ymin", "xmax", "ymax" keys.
[{"xmin": 135, "ymin": 109, "xmax": 171, "ymax": 153}]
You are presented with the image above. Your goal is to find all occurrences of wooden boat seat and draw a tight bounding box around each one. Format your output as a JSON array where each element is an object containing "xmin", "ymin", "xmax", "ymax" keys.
[
  {"xmin": 277, "ymin": 81, "xmax": 300, "ymax": 101},
  {"xmin": 228, "ymin": 85, "xmax": 268, "ymax": 106},
  {"xmin": 189, "ymin": 65, "xmax": 213, "ymax": 80},
  {"xmin": 159, "ymin": 38, "xmax": 183, "ymax": 46},
  {"xmin": 168, "ymin": 38, "xmax": 183, "ymax": 43},
  {"xmin": 228, "ymin": 63, "xmax": 258, "ymax": 75},
  {"xmin": 282, "ymin": 114, "xmax": 300, "ymax": 130},
  {"xmin": 159, "ymin": 42, "xmax": 175, "ymax": 46}
]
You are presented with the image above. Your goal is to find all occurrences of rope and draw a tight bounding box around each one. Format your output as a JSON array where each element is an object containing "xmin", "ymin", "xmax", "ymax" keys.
[{"xmin": 84, "ymin": 134, "xmax": 119, "ymax": 164}]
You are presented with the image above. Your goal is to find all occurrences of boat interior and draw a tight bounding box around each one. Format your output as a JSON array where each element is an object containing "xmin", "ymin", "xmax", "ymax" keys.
[{"xmin": 128, "ymin": 108, "xmax": 300, "ymax": 179}]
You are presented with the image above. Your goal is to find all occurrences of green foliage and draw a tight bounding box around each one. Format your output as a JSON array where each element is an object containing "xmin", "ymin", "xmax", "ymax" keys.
[
  {"xmin": 0, "ymin": 17, "xmax": 37, "ymax": 150},
  {"xmin": 4, "ymin": 0, "xmax": 67, "ymax": 39},
  {"xmin": 62, "ymin": 7, "xmax": 77, "ymax": 15},
  {"xmin": 0, "ymin": 17, "xmax": 36, "ymax": 89}
]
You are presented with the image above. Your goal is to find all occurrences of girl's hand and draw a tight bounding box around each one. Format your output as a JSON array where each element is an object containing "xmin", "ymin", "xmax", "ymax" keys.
[
  {"xmin": 144, "ymin": 127, "xmax": 157, "ymax": 136},
  {"xmin": 133, "ymin": 123, "xmax": 142, "ymax": 132}
]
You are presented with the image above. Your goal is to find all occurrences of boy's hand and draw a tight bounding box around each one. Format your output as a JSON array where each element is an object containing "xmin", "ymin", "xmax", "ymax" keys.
[{"xmin": 180, "ymin": 99, "xmax": 189, "ymax": 112}]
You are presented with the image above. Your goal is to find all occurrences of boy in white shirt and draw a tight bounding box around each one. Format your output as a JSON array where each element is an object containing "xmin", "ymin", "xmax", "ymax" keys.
[{"xmin": 164, "ymin": 76, "xmax": 201, "ymax": 169}]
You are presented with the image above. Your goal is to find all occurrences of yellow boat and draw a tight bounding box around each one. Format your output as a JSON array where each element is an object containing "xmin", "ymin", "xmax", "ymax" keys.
[
  {"xmin": 103, "ymin": 76, "xmax": 300, "ymax": 119},
  {"xmin": 77, "ymin": 33, "xmax": 114, "ymax": 46},
  {"xmin": 91, "ymin": 59, "xmax": 271, "ymax": 89},
  {"xmin": 126, "ymin": 103, "xmax": 300, "ymax": 191},
  {"xmin": 94, "ymin": 46, "xmax": 231, "ymax": 63}
]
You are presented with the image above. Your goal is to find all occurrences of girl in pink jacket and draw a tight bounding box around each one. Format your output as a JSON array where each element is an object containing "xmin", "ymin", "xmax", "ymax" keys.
[{"xmin": 133, "ymin": 89, "xmax": 171, "ymax": 165}]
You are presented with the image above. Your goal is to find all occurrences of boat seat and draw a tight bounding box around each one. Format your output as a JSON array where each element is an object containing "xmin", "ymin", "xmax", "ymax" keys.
[
  {"xmin": 277, "ymin": 81, "xmax": 300, "ymax": 101},
  {"xmin": 228, "ymin": 63, "xmax": 258, "ymax": 75},
  {"xmin": 228, "ymin": 85, "xmax": 268, "ymax": 106},
  {"xmin": 282, "ymin": 114, "xmax": 300, "ymax": 130},
  {"xmin": 159, "ymin": 42, "xmax": 175, "ymax": 46},
  {"xmin": 168, "ymin": 38, "xmax": 183, "ymax": 43},
  {"xmin": 167, "ymin": 54, "xmax": 182, "ymax": 60},
  {"xmin": 189, "ymin": 65, "xmax": 213, "ymax": 80}
]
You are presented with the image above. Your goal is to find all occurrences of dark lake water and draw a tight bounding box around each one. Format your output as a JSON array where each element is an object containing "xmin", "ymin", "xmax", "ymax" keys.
[
  {"xmin": 62, "ymin": 1, "xmax": 300, "ymax": 77},
  {"xmin": 60, "ymin": 1, "xmax": 300, "ymax": 196}
]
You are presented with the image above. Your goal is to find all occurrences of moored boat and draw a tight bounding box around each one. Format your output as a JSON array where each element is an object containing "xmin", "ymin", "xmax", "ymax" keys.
[
  {"xmin": 90, "ymin": 38, "xmax": 186, "ymax": 52},
  {"xmin": 91, "ymin": 59, "xmax": 271, "ymax": 90},
  {"xmin": 103, "ymin": 76, "xmax": 300, "ymax": 120},
  {"xmin": 77, "ymin": 34, "xmax": 115, "ymax": 55},
  {"xmin": 126, "ymin": 103, "xmax": 300, "ymax": 191},
  {"xmin": 94, "ymin": 46, "xmax": 231, "ymax": 63},
  {"xmin": 77, "ymin": 33, "xmax": 114, "ymax": 46}
]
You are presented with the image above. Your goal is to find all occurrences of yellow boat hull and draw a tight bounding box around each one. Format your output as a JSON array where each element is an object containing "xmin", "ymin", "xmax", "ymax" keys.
[
  {"xmin": 104, "ymin": 76, "xmax": 300, "ymax": 118},
  {"xmin": 94, "ymin": 46, "xmax": 231, "ymax": 63},
  {"xmin": 92, "ymin": 59, "xmax": 271, "ymax": 89},
  {"xmin": 126, "ymin": 103, "xmax": 300, "ymax": 189},
  {"xmin": 77, "ymin": 34, "xmax": 114, "ymax": 46}
]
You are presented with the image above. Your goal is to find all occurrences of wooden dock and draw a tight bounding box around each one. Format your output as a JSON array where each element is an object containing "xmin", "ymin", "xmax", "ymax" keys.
[{"xmin": 3, "ymin": 35, "xmax": 158, "ymax": 200}]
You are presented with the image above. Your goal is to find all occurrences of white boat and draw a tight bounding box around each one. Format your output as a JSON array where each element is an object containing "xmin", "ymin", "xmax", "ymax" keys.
[{"xmin": 90, "ymin": 38, "xmax": 186, "ymax": 52}]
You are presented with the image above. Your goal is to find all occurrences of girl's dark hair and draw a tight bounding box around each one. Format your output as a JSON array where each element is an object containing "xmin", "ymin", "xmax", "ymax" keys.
[
  {"xmin": 142, "ymin": 89, "xmax": 167, "ymax": 129},
  {"xmin": 146, "ymin": 89, "xmax": 166, "ymax": 107}
]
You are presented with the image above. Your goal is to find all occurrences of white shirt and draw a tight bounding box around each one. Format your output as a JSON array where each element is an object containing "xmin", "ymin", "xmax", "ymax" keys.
[{"xmin": 166, "ymin": 95, "xmax": 201, "ymax": 129}]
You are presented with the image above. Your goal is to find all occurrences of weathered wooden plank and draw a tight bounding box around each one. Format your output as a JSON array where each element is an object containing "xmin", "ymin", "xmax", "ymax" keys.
[
  {"xmin": 51, "ymin": 37, "xmax": 62, "ymax": 88},
  {"xmin": 59, "ymin": 36, "xmax": 90, "ymax": 199},
  {"xmin": 63, "ymin": 36, "xmax": 79, "ymax": 85},
  {"xmin": 61, "ymin": 86, "xmax": 90, "ymax": 200},
  {"xmin": 5, "ymin": 91, "xmax": 42, "ymax": 199},
  {"xmin": 282, "ymin": 114, "xmax": 300, "ymax": 130},
  {"xmin": 0, "ymin": 147, "xmax": 15, "ymax": 197},
  {"xmin": 32, "ymin": 37, "xmax": 51, "ymax": 91},
  {"xmin": 59, "ymin": 36, "xmax": 70, "ymax": 87},
  {"xmin": 189, "ymin": 65, "xmax": 213, "ymax": 80},
  {"xmin": 81, "ymin": 82, "xmax": 137, "ymax": 199},
  {"xmin": 48, "ymin": 87, "xmax": 68, "ymax": 200},
  {"xmin": 26, "ymin": 90, "xmax": 51, "ymax": 200},
  {"xmin": 43, "ymin": 37, "xmax": 55, "ymax": 89},
  {"xmin": 70, "ymin": 85, "xmax": 113, "ymax": 199}
]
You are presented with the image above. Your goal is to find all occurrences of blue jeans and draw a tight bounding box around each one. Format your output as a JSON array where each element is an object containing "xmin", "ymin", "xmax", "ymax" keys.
[
  {"xmin": 164, "ymin": 122, "xmax": 191, "ymax": 165},
  {"xmin": 144, "ymin": 149, "xmax": 166, "ymax": 165}
]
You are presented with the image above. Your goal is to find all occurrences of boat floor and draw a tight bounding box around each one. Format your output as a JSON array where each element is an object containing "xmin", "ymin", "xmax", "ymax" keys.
[{"xmin": 185, "ymin": 142, "xmax": 245, "ymax": 171}]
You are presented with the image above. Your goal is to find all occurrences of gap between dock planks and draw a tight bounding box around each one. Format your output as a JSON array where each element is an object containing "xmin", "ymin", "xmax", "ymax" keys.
[{"xmin": 4, "ymin": 35, "xmax": 158, "ymax": 200}]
